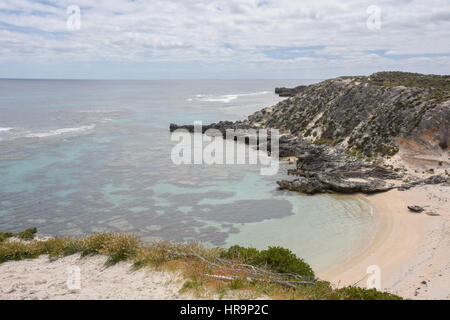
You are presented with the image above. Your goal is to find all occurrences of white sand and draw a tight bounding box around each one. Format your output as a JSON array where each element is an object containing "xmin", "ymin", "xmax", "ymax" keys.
[{"xmin": 0, "ymin": 254, "xmax": 190, "ymax": 300}]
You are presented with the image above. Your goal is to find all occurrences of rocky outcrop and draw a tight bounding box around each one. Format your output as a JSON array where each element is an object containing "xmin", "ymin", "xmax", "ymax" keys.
[
  {"xmin": 275, "ymin": 86, "xmax": 307, "ymax": 97},
  {"xmin": 398, "ymin": 175, "xmax": 449, "ymax": 191},
  {"xmin": 408, "ymin": 205, "xmax": 425, "ymax": 213},
  {"xmin": 170, "ymin": 121, "xmax": 403, "ymax": 194},
  {"xmin": 277, "ymin": 143, "xmax": 403, "ymax": 194},
  {"xmin": 170, "ymin": 121, "xmax": 239, "ymax": 135},
  {"xmin": 251, "ymin": 72, "xmax": 449, "ymax": 157},
  {"xmin": 170, "ymin": 72, "xmax": 449, "ymax": 195},
  {"xmin": 170, "ymin": 121, "xmax": 273, "ymax": 148},
  {"xmin": 277, "ymin": 174, "xmax": 394, "ymax": 195}
]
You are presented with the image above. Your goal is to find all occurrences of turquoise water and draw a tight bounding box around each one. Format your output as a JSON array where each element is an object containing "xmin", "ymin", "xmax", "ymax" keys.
[{"xmin": 0, "ymin": 80, "xmax": 375, "ymax": 272}]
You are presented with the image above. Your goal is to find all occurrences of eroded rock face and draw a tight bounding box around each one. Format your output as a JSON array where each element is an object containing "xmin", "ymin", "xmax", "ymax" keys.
[
  {"xmin": 277, "ymin": 146, "xmax": 401, "ymax": 194},
  {"xmin": 250, "ymin": 72, "xmax": 449, "ymax": 157}
]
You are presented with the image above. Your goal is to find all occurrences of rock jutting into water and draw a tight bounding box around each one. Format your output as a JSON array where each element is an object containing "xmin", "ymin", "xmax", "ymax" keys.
[
  {"xmin": 170, "ymin": 72, "xmax": 449, "ymax": 195},
  {"xmin": 275, "ymin": 85, "xmax": 308, "ymax": 97}
]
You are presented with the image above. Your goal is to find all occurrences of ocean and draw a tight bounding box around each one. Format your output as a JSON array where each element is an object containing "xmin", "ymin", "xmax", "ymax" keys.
[{"xmin": 0, "ymin": 79, "xmax": 376, "ymax": 272}]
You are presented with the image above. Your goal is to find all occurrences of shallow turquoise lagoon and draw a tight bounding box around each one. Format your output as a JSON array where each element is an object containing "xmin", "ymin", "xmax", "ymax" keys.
[{"xmin": 0, "ymin": 79, "xmax": 375, "ymax": 272}]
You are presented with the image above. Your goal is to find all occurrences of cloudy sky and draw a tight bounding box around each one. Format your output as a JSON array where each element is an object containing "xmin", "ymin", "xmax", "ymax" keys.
[{"xmin": 0, "ymin": 0, "xmax": 449, "ymax": 79}]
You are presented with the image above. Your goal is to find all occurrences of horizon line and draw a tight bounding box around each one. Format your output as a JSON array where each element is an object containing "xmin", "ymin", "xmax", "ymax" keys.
[{"xmin": 0, "ymin": 77, "xmax": 325, "ymax": 81}]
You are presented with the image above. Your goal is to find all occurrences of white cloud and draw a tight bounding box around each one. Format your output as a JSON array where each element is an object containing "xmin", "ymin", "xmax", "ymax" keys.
[{"xmin": 0, "ymin": 0, "xmax": 449, "ymax": 78}]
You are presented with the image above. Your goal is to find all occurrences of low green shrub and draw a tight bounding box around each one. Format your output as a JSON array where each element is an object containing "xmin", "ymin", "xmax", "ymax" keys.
[
  {"xmin": 16, "ymin": 228, "xmax": 37, "ymax": 240},
  {"xmin": 336, "ymin": 286, "xmax": 402, "ymax": 300},
  {"xmin": 223, "ymin": 245, "xmax": 261, "ymax": 265},
  {"xmin": 260, "ymin": 246, "xmax": 315, "ymax": 278},
  {"xmin": 0, "ymin": 232, "xmax": 14, "ymax": 243},
  {"xmin": 0, "ymin": 228, "xmax": 37, "ymax": 242},
  {"xmin": 221, "ymin": 245, "xmax": 315, "ymax": 278}
]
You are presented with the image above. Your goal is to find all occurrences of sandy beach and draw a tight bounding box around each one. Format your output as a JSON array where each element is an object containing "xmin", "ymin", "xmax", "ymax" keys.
[{"xmin": 320, "ymin": 184, "xmax": 449, "ymax": 299}]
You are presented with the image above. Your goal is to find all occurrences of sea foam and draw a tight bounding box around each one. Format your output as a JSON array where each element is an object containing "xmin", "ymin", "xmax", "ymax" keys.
[
  {"xmin": 188, "ymin": 91, "xmax": 270, "ymax": 103},
  {"xmin": 25, "ymin": 125, "xmax": 95, "ymax": 138}
]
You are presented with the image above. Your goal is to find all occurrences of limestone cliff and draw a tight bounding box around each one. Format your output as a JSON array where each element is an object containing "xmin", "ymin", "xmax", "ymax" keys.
[{"xmin": 248, "ymin": 72, "xmax": 449, "ymax": 157}]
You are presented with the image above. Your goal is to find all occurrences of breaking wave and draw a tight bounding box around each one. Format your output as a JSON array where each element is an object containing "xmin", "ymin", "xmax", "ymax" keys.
[
  {"xmin": 24, "ymin": 125, "xmax": 95, "ymax": 139},
  {"xmin": 187, "ymin": 91, "xmax": 270, "ymax": 103}
]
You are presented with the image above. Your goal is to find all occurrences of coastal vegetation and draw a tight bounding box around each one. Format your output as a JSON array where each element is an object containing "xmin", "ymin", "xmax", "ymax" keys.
[
  {"xmin": 0, "ymin": 227, "xmax": 37, "ymax": 242},
  {"xmin": 0, "ymin": 228, "xmax": 401, "ymax": 300},
  {"xmin": 221, "ymin": 245, "xmax": 315, "ymax": 279}
]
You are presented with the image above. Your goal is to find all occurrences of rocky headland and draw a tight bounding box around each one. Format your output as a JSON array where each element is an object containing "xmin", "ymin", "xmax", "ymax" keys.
[{"xmin": 170, "ymin": 71, "xmax": 449, "ymax": 195}]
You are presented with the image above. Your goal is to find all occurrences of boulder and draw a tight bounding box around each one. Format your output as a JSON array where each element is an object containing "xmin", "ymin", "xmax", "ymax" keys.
[{"xmin": 407, "ymin": 205, "xmax": 425, "ymax": 213}]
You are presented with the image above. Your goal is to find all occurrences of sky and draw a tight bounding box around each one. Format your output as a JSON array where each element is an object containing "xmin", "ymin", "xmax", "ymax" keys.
[{"xmin": 0, "ymin": 0, "xmax": 449, "ymax": 79}]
